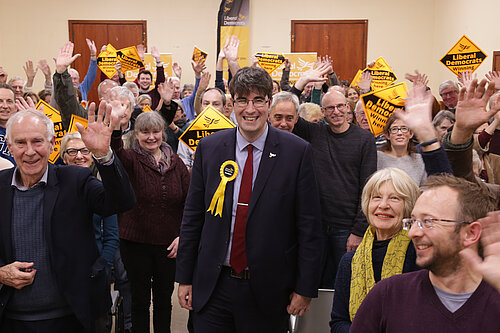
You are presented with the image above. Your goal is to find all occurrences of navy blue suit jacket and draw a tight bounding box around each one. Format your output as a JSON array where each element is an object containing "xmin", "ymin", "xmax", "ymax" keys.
[
  {"xmin": 0, "ymin": 159, "xmax": 135, "ymax": 330},
  {"xmin": 176, "ymin": 126, "xmax": 324, "ymax": 315}
]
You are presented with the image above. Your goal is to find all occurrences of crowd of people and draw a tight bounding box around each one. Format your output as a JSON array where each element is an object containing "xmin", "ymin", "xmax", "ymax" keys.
[{"xmin": 1, "ymin": 33, "xmax": 500, "ymax": 333}]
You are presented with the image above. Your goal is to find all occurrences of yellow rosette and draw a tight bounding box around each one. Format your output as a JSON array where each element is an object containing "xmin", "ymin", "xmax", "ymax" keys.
[{"xmin": 207, "ymin": 160, "xmax": 238, "ymax": 217}]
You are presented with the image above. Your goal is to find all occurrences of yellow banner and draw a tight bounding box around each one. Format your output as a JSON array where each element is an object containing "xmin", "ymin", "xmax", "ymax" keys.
[
  {"xmin": 125, "ymin": 54, "xmax": 173, "ymax": 89},
  {"xmin": 360, "ymin": 82, "xmax": 408, "ymax": 137},
  {"xmin": 192, "ymin": 46, "xmax": 208, "ymax": 63},
  {"xmin": 97, "ymin": 44, "xmax": 146, "ymax": 79},
  {"xmin": 35, "ymin": 100, "xmax": 65, "ymax": 163},
  {"xmin": 178, "ymin": 105, "xmax": 235, "ymax": 151},
  {"xmin": 116, "ymin": 46, "xmax": 144, "ymax": 73},
  {"xmin": 270, "ymin": 53, "xmax": 317, "ymax": 86},
  {"xmin": 351, "ymin": 57, "xmax": 398, "ymax": 91},
  {"xmin": 440, "ymin": 35, "xmax": 487, "ymax": 76},
  {"xmin": 68, "ymin": 114, "xmax": 88, "ymax": 134},
  {"xmin": 255, "ymin": 52, "xmax": 286, "ymax": 74},
  {"xmin": 142, "ymin": 105, "xmax": 153, "ymax": 112}
]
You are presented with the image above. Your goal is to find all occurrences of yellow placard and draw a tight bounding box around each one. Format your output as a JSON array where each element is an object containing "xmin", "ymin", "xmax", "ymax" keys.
[
  {"xmin": 35, "ymin": 100, "xmax": 65, "ymax": 163},
  {"xmin": 440, "ymin": 35, "xmax": 487, "ymax": 76},
  {"xmin": 178, "ymin": 105, "xmax": 236, "ymax": 151},
  {"xmin": 97, "ymin": 44, "xmax": 118, "ymax": 79},
  {"xmin": 68, "ymin": 114, "xmax": 88, "ymax": 134},
  {"xmin": 270, "ymin": 53, "xmax": 317, "ymax": 87},
  {"xmin": 192, "ymin": 46, "xmax": 208, "ymax": 63},
  {"xmin": 360, "ymin": 82, "xmax": 408, "ymax": 137},
  {"xmin": 142, "ymin": 105, "xmax": 153, "ymax": 112},
  {"xmin": 351, "ymin": 57, "xmax": 398, "ymax": 91},
  {"xmin": 125, "ymin": 54, "xmax": 173, "ymax": 89},
  {"xmin": 255, "ymin": 52, "xmax": 286, "ymax": 74},
  {"xmin": 116, "ymin": 46, "xmax": 144, "ymax": 73}
]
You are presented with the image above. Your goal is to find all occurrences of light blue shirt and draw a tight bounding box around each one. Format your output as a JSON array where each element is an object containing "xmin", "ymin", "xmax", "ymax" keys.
[{"xmin": 223, "ymin": 124, "xmax": 268, "ymax": 266}]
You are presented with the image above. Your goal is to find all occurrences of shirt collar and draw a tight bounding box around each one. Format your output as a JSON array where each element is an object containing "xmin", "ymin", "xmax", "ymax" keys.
[
  {"xmin": 236, "ymin": 124, "xmax": 268, "ymax": 153},
  {"xmin": 11, "ymin": 166, "xmax": 48, "ymax": 191}
]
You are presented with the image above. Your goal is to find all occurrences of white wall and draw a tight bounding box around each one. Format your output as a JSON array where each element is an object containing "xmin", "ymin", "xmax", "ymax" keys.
[{"xmin": 0, "ymin": 0, "xmax": 497, "ymax": 95}]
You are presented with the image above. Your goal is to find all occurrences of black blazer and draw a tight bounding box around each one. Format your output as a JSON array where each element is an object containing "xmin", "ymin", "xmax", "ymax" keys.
[
  {"xmin": 0, "ymin": 158, "xmax": 135, "ymax": 330},
  {"xmin": 176, "ymin": 126, "xmax": 325, "ymax": 315}
]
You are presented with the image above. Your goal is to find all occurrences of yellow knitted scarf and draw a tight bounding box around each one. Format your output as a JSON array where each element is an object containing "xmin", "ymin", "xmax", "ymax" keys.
[{"xmin": 349, "ymin": 226, "xmax": 411, "ymax": 321}]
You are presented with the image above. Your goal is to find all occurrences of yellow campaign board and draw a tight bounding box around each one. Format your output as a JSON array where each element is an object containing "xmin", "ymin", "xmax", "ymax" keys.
[
  {"xmin": 68, "ymin": 114, "xmax": 88, "ymax": 133},
  {"xmin": 97, "ymin": 44, "xmax": 118, "ymax": 79},
  {"xmin": 440, "ymin": 35, "xmax": 487, "ymax": 76},
  {"xmin": 179, "ymin": 105, "xmax": 235, "ymax": 151},
  {"xmin": 125, "ymin": 54, "xmax": 173, "ymax": 89},
  {"xmin": 192, "ymin": 46, "xmax": 208, "ymax": 63},
  {"xmin": 142, "ymin": 105, "xmax": 153, "ymax": 112},
  {"xmin": 35, "ymin": 100, "xmax": 65, "ymax": 163},
  {"xmin": 270, "ymin": 53, "xmax": 317, "ymax": 86},
  {"xmin": 116, "ymin": 46, "xmax": 144, "ymax": 73},
  {"xmin": 360, "ymin": 82, "xmax": 408, "ymax": 137},
  {"xmin": 351, "ymin": 57, "xmax": 398, "ymax": 91},
  {"xmin": 255, "ymin": 52, "xmax": 286, "ymax": 74}
]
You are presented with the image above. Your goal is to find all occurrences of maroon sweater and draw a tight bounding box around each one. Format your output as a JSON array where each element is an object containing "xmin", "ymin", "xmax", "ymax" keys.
[
  {"xmin": 112, "ymin": 135, "xmax": 190, "ymax": 245},
  {"xmin": 350, "ymin": 270, "xmax": 500, "ymax": 333}
]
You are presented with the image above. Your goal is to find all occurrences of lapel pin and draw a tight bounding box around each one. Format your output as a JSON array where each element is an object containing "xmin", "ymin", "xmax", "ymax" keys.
[{"xmin": 269, "ymin": 152, "xmax": 276, "ymax": 158}]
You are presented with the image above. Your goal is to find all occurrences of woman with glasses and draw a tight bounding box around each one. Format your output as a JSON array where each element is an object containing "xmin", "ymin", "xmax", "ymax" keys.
[
  {"xmin": 330, "ymin": 167, "xmax": 421, "ymax": 333},
  {"xmin": 377, "ymin": 114, "xmax": 427, "ymax": 185}
]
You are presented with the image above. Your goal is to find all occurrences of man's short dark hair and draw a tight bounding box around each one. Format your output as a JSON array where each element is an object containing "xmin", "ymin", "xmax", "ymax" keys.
[
  {"xmin": 200, "ymin": 88, "xmax": 226, "ymax": 106},
  {"xmin": 138, "ymin": 70, "xmax": 153, "ymax": 80},
  {"xmin": 229, "ymin": 67, "xmax": 273, "ymax": 100},
  {"xmin": 421, "ymin": 174, "xmax": 496, "ymax": 225},
  {"xmin": 0, "ymin": 83, "xmax": 16, "ymax": 100}
]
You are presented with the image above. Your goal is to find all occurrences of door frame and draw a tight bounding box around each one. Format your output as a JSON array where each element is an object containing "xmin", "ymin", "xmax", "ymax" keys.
[{"xmin": 68, "ymin": 20, "xmax": 147, "ymax": 47}]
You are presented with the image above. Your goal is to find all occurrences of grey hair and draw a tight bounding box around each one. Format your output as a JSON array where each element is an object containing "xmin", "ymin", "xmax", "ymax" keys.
[
  {"xmin": 432, "ymin": 110, "xmax": 456, "ymax": 127},
  {"xmin": 97, "ymin": 79, "xmax": 118, "ymax": 99},
  {"xmin": 60, "ymin": 132, "xmax": 83, "ymax": 158},
  {"xmin": 133, "ymin": 112, "xmax": 166, "ymax": 145},
  {"xmin": 110, "ymin": 86, "xmax": 135, "ymax": 113},
  {"xmin": 123, "ymin": 81, "xmax": 139, "ymax": 91},
  {"xmin": 439, "ymin": 80, "xmax": 459, "ymax": 95},
  {"xmin": 137, "ymin": 94, "xmax": 152, "ymax": 104},
  {"xmin": 68, "ymin": 68, "xmax": 79, "ymax": 76},
  {"xmin": 6, "ymin": 109, "xmax": 55, "ymax": 142},
  {"xmin": 170, "ymin": 76, "xmax": 180, "ymax": 83},
  {"xmin": 8, "ymin": 76, "xmax": 25, "ymax": 85},
  {"xmin": 270, "ymin": 91, "xmax": 299, "ymax": 114}
]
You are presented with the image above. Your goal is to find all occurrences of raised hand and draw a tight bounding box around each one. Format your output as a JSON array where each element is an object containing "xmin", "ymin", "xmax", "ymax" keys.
[
  {"xmin": 173, "ymin": 62, "xmax": 182, "ymax": 79},
  {"xmin": 486, "ymin": 71, "xmax": 500, "ymax": 90},
  {"xmin": 191, "ymin": 59, "xmax": 206, "ymax": 78},
  {"xmin": 198, "ymin": 72, "xmax": 211, "ymax": 92},
  {"xmin": 223, "ymin": 35, "xmax": 240, "ymax": 62},
  {"xmin": 458, "ymin": 69, "xmax": 477, "ymax": 90},
  {"xmin": 322, "ymin": 55, "xmax": 333, "ymax": 74},
  {"xmin": 55, "ymin": 42, "xmax": 81, "ymax": 74},
  {"xmin": 37, "ymin": 59, "xmax": 51, "ymax": 78},
  {"xmin": 136, "ymin": 44, "xmax": 145, "ymax": 62},
  {"xmin": 76, "ymin": 101, "xmax": 118, "ymax": 157},
  {"xmin": 151, "ymin": 46, "xmax": 161, "ymax": 63},
  {"xmin": 23, "ymin": 60, "xmax": 38, "ymax": 81},
  {"xmin": 451, "ymin": 79, "xmax": 498, "ymax": 144},
  {"xmin": 0, "ymin": 66, "xmax": 8, "ymax": 84},
  {"xmin": 15, "ymin": 96, "xmax": 36, "ymax": 111},
  {"xmin": 86, "ymin": 38, "xmax": 97, "ymax": 60},
  {"xmin": 284, "ymin": 58, "xmax": 291, "ymax": 70},
  {"xmin": 158, "ymin": 78, "xmax": 175, "ymax": 104},
  {"xmin": 249, "ymin": 55, "xmax": 259, "ymax": 68},
  {"xmin": 295, "ymin": 61, "xmax": 329, "ymax": 91},
  {"xmin": 357, "ymin": 71, "xmax": 372, "ymax": 92},
  {"xmin": 405, "ymin": 70, "xmax": 429, "ymax": 88}
]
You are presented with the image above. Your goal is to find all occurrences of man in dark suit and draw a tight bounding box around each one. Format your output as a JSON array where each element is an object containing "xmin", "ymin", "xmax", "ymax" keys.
[
  {"xmin": 176, "ymin": 67, "xmax": 324, "ymax": 332},
  {"xmin": 0, "ymin": 103, "xmax": 135, "ymax": 332}
]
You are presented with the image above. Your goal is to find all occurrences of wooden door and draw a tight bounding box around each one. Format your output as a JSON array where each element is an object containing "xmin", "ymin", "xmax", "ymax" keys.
[
  {"xmin": 291, "ymin": 20, "xmax": 367, "ymax": 83},
  {"xmin": 69, "ymin": 20, "xmax": 147, "ymax": 104},
  {"xmin": 493, "ymin": 51, "xmax": 500, "ymax": 71}
]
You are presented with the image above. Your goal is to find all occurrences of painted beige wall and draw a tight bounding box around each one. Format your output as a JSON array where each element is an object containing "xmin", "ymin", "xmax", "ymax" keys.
[{"xmin": 0, "ymin": 0, "xmax": 497, "ymax": 96}]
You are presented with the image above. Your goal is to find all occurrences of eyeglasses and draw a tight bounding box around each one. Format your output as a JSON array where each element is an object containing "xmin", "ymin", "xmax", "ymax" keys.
[
  {"xmin": 64, "ymin": 147, "xmax": 90, "ymax": 157},
  {"xmin": 402, "ymin": 218, "xmax": 471, "ymax": 231},
  {"xmin": 234, "ymin": 97, "xmax": 269, "ymax": 109},
  {"xmin": 322, "ymin": 103, "xmax": 347, "ymax": 113},
  {"xmin": 389, "ymin": 126, "xmax": 409, "ymax": 134}
]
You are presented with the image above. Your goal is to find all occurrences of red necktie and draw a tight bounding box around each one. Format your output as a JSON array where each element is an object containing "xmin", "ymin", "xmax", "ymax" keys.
[{"xmin": 230, "ymin": 144, "xmax": 253, "ymax": 273}]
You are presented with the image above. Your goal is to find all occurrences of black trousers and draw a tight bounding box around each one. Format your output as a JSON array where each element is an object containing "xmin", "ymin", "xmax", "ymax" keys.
[
  {"xmin": 0, "ymin": 315, "xmax": 85, "ymax": 333},
  {"xmin": 192, "ymin": 268, "xmax": 289, "ymax": 333},
  {"xmin": 120, "ymin": 239, "xmax": 176, "ymax": 333}
]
